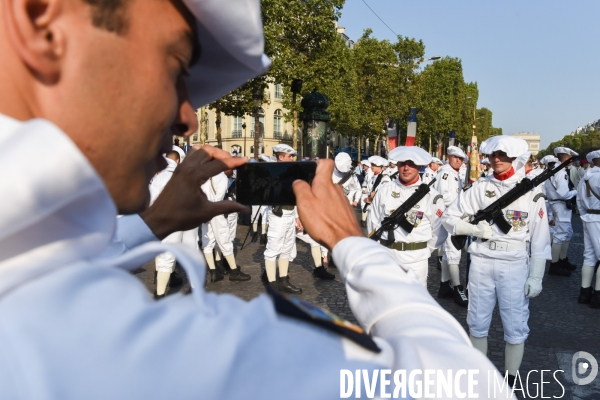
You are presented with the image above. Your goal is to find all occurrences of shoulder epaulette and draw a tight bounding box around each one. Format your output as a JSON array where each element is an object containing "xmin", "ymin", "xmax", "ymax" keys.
[
  {"xmin": 533, "ymin": 193, "xmax": 546, "ymax": 202},
  {"xmin": 432, "ymin": 194, "xmax": 443, "ymax": 204}
]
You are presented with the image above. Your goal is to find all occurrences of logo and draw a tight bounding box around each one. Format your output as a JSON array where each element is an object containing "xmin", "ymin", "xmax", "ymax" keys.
[
  {"xmin": 485, "ymin": 190, "xmax": 496, "ymax": 198},
  {"xmin": 436, "ymin": 209, "xmax": 443, "ymax": 217},
  {"xmin": 539, "ymin": 208, "xmax": 544, "ymax": 218},
  {"xmin": 572, "ymin": 351, "xmax": 598, "ymax": 385},
  {"xmin": 391, "ymin": 192, "xmax": 400, "ymax": 198},
  {"xmin": 442, "ymin": 173, "xmax": 448, "ymax": 180}
]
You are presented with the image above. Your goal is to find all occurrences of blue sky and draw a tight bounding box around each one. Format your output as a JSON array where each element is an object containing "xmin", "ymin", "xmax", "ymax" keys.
[{"xmin": 338, "ymin": 0, "xmax": 600, "ymax": 148}]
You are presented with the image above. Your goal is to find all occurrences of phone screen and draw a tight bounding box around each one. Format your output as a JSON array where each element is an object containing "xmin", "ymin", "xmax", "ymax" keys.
[{"xmin": 236, "ymin": 161, "xmax": 317, "ymax": 206}]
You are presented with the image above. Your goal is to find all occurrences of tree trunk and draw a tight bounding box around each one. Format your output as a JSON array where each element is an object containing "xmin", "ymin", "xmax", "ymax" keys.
[
  {"xmin": 200, "ymin": 107, "xmax": 207, "ymax": 146},
  {"xmin": 357, "ymin": 134, "xmax": 361, "ymax": 162},
  {"xmin": 216, "ymin": 109, "xmax": 222, "ymax": 149}
]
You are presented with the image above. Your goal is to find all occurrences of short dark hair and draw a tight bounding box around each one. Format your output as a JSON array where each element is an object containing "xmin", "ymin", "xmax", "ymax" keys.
[
  {"xmin": 82, "ymin": 0, "xmax": 131, "ymax": 34},
  {"xmin": 165, "ymin": 150, "xmax": 180, "ymax": 162}
]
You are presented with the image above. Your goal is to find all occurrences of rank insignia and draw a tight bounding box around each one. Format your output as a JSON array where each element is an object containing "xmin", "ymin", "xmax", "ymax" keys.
[
  {"xmin": 485, "ymin": 190, "xmax": 496, "ymax": 198},
  {"xmin": 442, "ymin": 173, "xmax": 448, "ymax": 180},
  {"xmin": 391, "ymin": 192, "xmax": 400, "ymax": 198}
]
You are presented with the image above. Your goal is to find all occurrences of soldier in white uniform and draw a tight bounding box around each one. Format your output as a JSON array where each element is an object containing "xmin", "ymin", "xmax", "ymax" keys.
[
  {"xmin": 442, "ymin": 135, "xmax": 551, "ymax": 387},
  {"xmin": 333, "ymin": 152, "xmax": 362, "ymax": 206},
  {"xmin": 434, "ymin": 146, "xmax": 469, "ymax": 307},
  {"xmin": 359, "ymin": 159, "xmax": 373, "ymax": 226},
  {"xmin": 0, "ymin": 0, "xmax": 512, "ymax": 397},
  {"xmin": 250, "ymin": 155, "xmax": 272, "ymax": 245},
  {"xmin": 421, "ymin": 156, "xmax": 442, "ymax": 184},
  {"xmin": 544, "ymin": 146, "xmax": 578, "ymax": 275},
  {"xmin": 361, "ymin": 156, "xmax": 391, "ymax": 226},
  {"xmin": 201, "ymin": 172, "xmax": 251, "ymax": 282},
  {"xmin": 387, "ymin": 158, "xmax": 399, "ymax": 179},
  {"xmin": 576, "ymin": 150, "xmax": 600, "ymax": 308},
  {"xmin": 367, "ymin": 147, "xmax": 447, "ymax": 286},
  {"xmin": 263, "ymin": 144, "xmax": 303, "ymax": 294}
]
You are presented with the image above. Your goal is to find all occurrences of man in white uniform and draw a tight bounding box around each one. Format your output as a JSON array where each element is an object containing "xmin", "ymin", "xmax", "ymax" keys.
[
  {"xmin": 576, "ymin": 150, "xmax": 600, "ymax": 308},
  {"xmin": 422, "ymin": 157, "xmax": 442, "ymax": 184},
  {"xmin": 544, "ymin": 146, "xmax": 578, "ymax": 275},
  {"xmin": 361, "ymin": 156, "xmax": 391, "ymax": 225},
  {"xmin": 359, "ymin": 159, "xmax": 372, "ymax": 226},
  {"xmin": 263, "ymin": 144, "xmax": 303, "ymax": 294},
  {"xmin": 367, "ymin": 147, "xmax": 447, "ymax": 286},
  {"xmin": 0, "ymin": 0, "xmax": 511, "ymax": 398},
  {"xmin": 442, "ymin": 135, "xmax": 551, "ymax": 387},
  {"xmin": 434, "ymin": 146, "xmax": 469, "ymax": 307}
]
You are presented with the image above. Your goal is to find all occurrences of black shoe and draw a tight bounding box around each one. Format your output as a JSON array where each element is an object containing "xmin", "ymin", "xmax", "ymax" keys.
[
  {"xmin": 313, "ymin": 266, "xmax": 335, "ymax": 280},
  {"xmin": 229, "ymin": 267, "xmax": 251, "ymax": 281},
  {"xmin": 259, "ymin": 233, "xmax": 267, "ymax": 245},
  {"xmin": 153, "ymin": 290, "xmax": 165, "ymax": 300},
  {"xmin": 560, "ymin": 257, "xmax": 577, "ymax": 271},
  {"xmin": 267, "ymin": 280, "xmax": 279, "ymax": 291},
  {"xmin": 453, "ymin": 285, "xmax": 468, "ymax": 307},
  {"xmin": 591, "ymin": 291, "xmax": 600, "ymax": 309},
  {"xmin": 278, "ymin": 275, "xmax": 302, "ymax": 294},
  {"xmin": 578, "ymin": 287, "xmax": 593, "ymax": 304},
  {"xmin": 438, "ymin": 280, "xmax": 453, "ymax": 298},
  {"xmin": 208, "ymin": 268, "xmax": 224, "ymax": 283},
  {"xmin": 215, "ymin": 258, "xmax": 229, "ymax": 275},
  {"xmin": 169, "ymin": 273, "xmax": 184, "ymax": 288},
  {"xmin": 549, "ymin": 261, "xmax": 571, "ymax": 276},
  {"xmin": 506, "ymin": 374, "xmax": 516, "ymax": 389}
]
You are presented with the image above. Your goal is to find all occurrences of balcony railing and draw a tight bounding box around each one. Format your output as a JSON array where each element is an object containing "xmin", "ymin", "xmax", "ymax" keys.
[
  {"xmin": 232, "ymin": 131, "xmax": 242, "ymax": 138},
  {"xmin": 273, "ymin": 132, "xmax": 282, "ymax": 139}
]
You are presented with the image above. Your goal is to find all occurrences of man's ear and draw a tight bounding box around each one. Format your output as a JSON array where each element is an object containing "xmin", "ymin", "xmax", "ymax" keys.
[{"xmin": 4, "ymin": 0, "xmax": 65, "ymax": 83}]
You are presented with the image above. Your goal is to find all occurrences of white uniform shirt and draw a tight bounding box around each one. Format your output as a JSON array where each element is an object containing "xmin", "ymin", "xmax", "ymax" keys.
[
  {"xmin": 0, "ymin": 114, "xmax": 511, "ymax": 399},
  {"xmin": 577, "ymin": 167, "xmax": 600, "ymax": 222},
  {"xmin": 201, "ymin": 172, "xmax": 229, "ymax": 202},
  {"xmin": 332, "ymin": 169, "xmax": 361, "ymax": 204},
  {"xmin": 367, "ymin": 178, "xmax": 447, "ymax": 260},
  {"xmin": 148, "ymin": 158, "xmax": 178, "ymax": 205},
  {"xmin": 433, "ymin": 164, "xmax": 463, "ymax": 207},
  {"xmin": 443, "ymin": 172, "xmax": 551, "ymax": 261},
  {"xmin": 421, "ymin": 166, "xmax": 437, "ymax": 185},
  {"xmin": 544, "ymin": 167, "xmax": 576, "ymax": 202}
]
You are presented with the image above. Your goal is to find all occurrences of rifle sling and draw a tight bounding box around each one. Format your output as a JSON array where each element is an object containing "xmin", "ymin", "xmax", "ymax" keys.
[{"xmin": 585, "ymin": 180, "xmax": 600, "ymax": 202}]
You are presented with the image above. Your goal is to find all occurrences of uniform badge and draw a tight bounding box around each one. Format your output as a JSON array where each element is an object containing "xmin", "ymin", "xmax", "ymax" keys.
[
  {"xmin": 505, "ymin": 210, "xmax": 528, "ymax": 231},
  {"xmin": 390, "ymin": 209, "xmax": 396, "ymax": 214},
  {"xmin": 539, "ymin": 208, "xmax": 544, "ymax": 218},
  {"xmin": 436, "ymin": 209, "xmax": 443, "ymax": 217},
  {"xmin": 391, "ymin": 192, "xmax": 400, "ymax": 198},
  {"xmin": 442, "ymin": 173, "xmax": 448, "ymax": 180},
  {"xmin": 455, "ymin": 177, "xmax": 458, "ymax": 181},
  {"xmin": 485, "ymin": 190, "xmax": 496, "ymax": 198},
  {"xmin": 406, "ymin": 210, "xmax": 424, "ymax": 227}
]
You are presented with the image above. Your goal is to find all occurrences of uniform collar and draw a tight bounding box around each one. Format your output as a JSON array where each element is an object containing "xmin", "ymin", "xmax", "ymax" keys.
[
  {"xmin": 0, "ymin": 114, "xmax": 116, "ymax": 296},
  {"xmin": 493, "ymin": 167, "xmax": 515, "ymax": 181}
]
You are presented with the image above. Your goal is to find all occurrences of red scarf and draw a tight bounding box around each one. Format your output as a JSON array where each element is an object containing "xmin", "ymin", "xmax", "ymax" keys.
[
  {"xmin": 494, "ymin": 167, "xmax": 515, "ymax": 181},
  {"xmin": 400, "ymin": 176, "xmax": 419, "ymax": 186}
]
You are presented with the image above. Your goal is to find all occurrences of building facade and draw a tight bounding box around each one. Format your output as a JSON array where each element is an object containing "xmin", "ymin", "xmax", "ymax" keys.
[{"xmin": 508, "ymin": 132, "xmax": 541, "ymax": 156}]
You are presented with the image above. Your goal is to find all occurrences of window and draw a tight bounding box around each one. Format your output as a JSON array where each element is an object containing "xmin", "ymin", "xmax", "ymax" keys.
[
  {"xmin": 274, "ymin": 84, "xmax": 282, "ymax": 100},
  {"xmin": 273, "ymin": 109, "xmax": 282, "ymax": 139},
  {"xmin": 250, "ymin": 146, "xmax": 265, "ymax": 154},
  {"xmin": 232, "ymin": 116, "xmax": 243, "ymax": 138},
  {"xmin": 250, "ymin": 108, "xmax": 265, "ymax": 138}
]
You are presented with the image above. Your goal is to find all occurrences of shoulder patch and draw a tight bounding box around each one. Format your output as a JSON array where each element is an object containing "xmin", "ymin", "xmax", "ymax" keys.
[
  {"xmin": 533, "ymin": 193, "xmax": 546, "ymax": 202},
  {"xmin": 432, "ymin": 194, "xmax": 443, "ymax": 204},
  {"xmin": 442, "ymin": 173, "xmax": 448, "ymax": 180},
  {"xmin": 267, "ymin": 285, "xmax": 380, "ymax": 353}
]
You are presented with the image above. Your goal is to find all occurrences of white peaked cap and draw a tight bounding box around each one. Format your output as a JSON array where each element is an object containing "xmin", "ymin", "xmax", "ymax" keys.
[
  {"xmin": 431, "ymin": 157, "xmax": 443, "ymax": 165},
  {"xmin": 183, "ymin": 0, "xmax": 271, "ymax": 108},
  {"xmin": 481, "ymin": 158, "xmax": 490, "ymax": 165},
  {"xmin": 368, "ymin": 155, "xmax": 388, "ymax": 167},
  {"xmin": 172, "ymin": 145, "xmax": 186, "ymax": 161},
  {"xmin": 446, "ymin": 146, "xmax": 467, "ymax": 159},
  {"xmin": 361, "ymin": 160, "xmax": 371, "ymax": 167},
  {"xmin": 259, "ymin": 155, "xmax": 271, "ymax": 162},
  {"xmin": 335, "ymin": 152, "xmax": 352, "ymax": 173},
  {"xmin": 272, "ymin": 144, "xmax": 297, "ymax": 155},
  {"xmin": 480, "ymin": 136, "xmax": 529, "ymax": 158},
  {"xmin": 586, "ymin": 150, "xmax": 600, "ymax": 164},
  {"xmin": 387, "ymin": 146, "xmax": 433, "ymax": 166},
  {"xmin": 553, "ymin": 147, "xmax": 579, "ymax": 157},
  {"xmin": 540, "ymin": 155, "xmax": 558, "ymax": 165}
]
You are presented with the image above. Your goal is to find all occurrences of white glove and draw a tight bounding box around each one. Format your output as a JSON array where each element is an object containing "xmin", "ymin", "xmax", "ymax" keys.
[
  {"xmin": 455, "ymin": 220, "xmax": 493, "ymax": 239},
  {"xmin": 525, "ymin": 258, "xmax": 546, "ymax": 298}
]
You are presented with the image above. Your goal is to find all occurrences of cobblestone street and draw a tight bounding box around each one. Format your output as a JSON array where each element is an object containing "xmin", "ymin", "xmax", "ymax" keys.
[{"xmin": 135, "ymin": 212, "xmax": 600, "ymax": 400}]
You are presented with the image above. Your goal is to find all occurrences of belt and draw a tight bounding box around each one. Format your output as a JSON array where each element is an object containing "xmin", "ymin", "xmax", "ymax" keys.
[
  {"xmin": 282, "ymin": 205, "xmax": 295, "ymax": 211},
  {"xmin": 384, "ymin": 241, "xmax": 427, "ymax": 251},
  {"xmin": 477, "ymin": 240, "xmax": 527, "ymax": 252},
  {"xmin": 587, "ymin": 209, "xmax": 600, "ymax": 214}
]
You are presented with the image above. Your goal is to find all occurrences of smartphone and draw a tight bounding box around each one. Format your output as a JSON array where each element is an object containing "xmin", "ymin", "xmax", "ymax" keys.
[{"xmin": 236, "ymin": 161, "xmax": 317, "ymax": 206}]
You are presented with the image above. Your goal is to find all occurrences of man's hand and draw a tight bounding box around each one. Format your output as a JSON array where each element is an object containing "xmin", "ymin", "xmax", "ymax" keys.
[
  {"xmin": 295, "ymin": 218, "xmax": 303, "ymax": 231},
  {"xmin": 140, "ymin": 145, "xmax": 248, "ymax": 240},
  {"xmin": 293, "ymin": 160, "xmax": 363, "ymax": 251}
]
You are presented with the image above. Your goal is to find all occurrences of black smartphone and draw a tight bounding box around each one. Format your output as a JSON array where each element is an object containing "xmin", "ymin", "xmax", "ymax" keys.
[{"xmin": 236, "ymin": 161, "xmax": 317, "ymax": 206}]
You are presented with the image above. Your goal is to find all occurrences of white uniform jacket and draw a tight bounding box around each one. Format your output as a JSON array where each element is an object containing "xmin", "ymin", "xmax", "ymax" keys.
[
  {"xmin": 367, "ymin": 178, "xmax": 448, "ymax": 260},
  {"xmin": 433, "ymin": 164, "xmax": 463, "ymax": 207},
  {"xmin": 544, "ymin": 168, "xmax": 576, "ymax": 203},
  {"xmin": 443, "ymin": 173, "xmax": 552, "ymax": 262},
  {"xmin": 421, "ymin": 166, "xmax": 437, "ymax": 185},
  {"xmin": 333, "ymin": 169, "xmax": 361, "ymax": 204},
  {"xmin": 201, "ymin": 172, "xmax": 229, "ymax": 202},
  {"xmin": 148, "ymin": 158, "xmax": 177, "ymax": 205},
  {"xmin": 0, "ymin": 115, "xmax": 510, "ymax": 399},
  {"xmin": 577, "ymin": 167, "xmax": 600, "ymax": 223}
]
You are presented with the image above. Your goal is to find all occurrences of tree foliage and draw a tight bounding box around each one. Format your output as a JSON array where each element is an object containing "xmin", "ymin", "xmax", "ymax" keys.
[{"xmin": 537, "ymin": 130, "xmax": 600, "ymax": 158}]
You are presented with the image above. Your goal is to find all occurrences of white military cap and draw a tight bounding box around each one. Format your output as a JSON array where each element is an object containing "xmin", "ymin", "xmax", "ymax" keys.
[
  {"xmin": 368, "ymin": 155, "xmax": 388, "ymax": 167},
  {"xmin": 272, "ymin": 144, "xmax": 297, "ymax": 156},
  {"xmin": 387, "ymin": 146, "xmax": 432, "ymax": 166},
  {"xmin": 360, "ymin": 160, "xmax": 371, "ymax": 167},
  {"xmin": 259, "ymin": 155, "xmax": 271, "ymax": 162},
  {"xmin": 446, "ymin": 146, "xmax": 467, "ymax": 159},
  {"xmin": 431, "ymin": 157, "xmax": 443, "ymax": 165},
  {"xmin": 586, "ymin": 150, "xmax": 600, "ymax": 164},
  {"xmin": 540, "ymin": 155, "xmax": 558, "ymax": 165},
  {"xmin": 479, "ymin": 135, "xmax": 529, "ymax": 158},
  {"xmin": 183, "ymin": 0, "xmax": 271, "ymax": 107},
  {"xmin": 553, "ymin": 147, "xmax": 579, "ymax": 157},
  {"xmin": 172, "ymin": 145, "xmax": 186, "ymax": 162},
  {"xmin": 481, "ymin": 158, "xmax": 490, "ymax": 165},
  {"xmin": 334, "ymin": 152, "xmax": 352, "ymax": 173}
]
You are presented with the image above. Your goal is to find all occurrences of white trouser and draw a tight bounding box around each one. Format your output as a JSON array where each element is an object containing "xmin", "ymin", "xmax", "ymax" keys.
[
  {"xmin": 264, "ymin": 212, "xmax": 296, "ymax": 261},
  {"xmin": 583, "ymin": 221, "xmax": 600, "ymax": 266},
  {"xmin": 155, "ymin": 231, "xmax": 183, "ymax": 273},
  {"xmin": 391, "ymin": 254, "xmax": 428, "ymax": 287},
  {"xmin": 202, "ymin": 215, "xmax": 234, "ymax": 256},
  {"xmin": 296, "ymin": 231, "xmax": 327, "ymax": 255},
  {"xmin": 549, "ymin": 201, "xmax": 573, "ymax": 244},
  {"xmin": 467, "ymin": 254, "xmax": 530, "ymax": 344},
  {"xmin": 251, "ymin": 205, "xmax": 268, "ymax": 225},
  {"xmin": 442, "ymin": 234, "xmax": 462, "ymax": 264},
  {"xmin": 227, "ymin": 212, "xmax": 238, "ymax": 243},
  {"xmin": 182, "ymin": 227, "xmax": 199, "ymax": 251}
]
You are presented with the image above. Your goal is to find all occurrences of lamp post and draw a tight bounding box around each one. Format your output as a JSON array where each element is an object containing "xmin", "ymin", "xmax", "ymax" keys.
[
  {"xmin": 242, "ymin": 122, "xmax": 247, "ymax": 157},
  {"xmin": 253, "ymin": 88, "xmax": 263, "ymax": 159}
]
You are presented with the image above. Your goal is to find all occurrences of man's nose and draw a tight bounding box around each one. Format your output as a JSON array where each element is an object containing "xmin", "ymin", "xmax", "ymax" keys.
[{"xmin": 172, "ymin": 80, "xmax": 199, "ymax": 137}]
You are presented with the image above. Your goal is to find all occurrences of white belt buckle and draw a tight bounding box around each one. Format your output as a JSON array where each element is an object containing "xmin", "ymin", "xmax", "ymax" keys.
[
  {"xmin": 489, "ymin": 241, "xmax": 508, "ymax": 251},
  {"xmin": 489, "ymin": 241, "xmax": 497, "ymax": 250}
]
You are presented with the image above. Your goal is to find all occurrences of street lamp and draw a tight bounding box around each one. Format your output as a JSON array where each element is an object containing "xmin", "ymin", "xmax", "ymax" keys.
[
  {"xmin": 242, "ymin": 122, "xmax": 247, "ymax": 157},
  {"xmin": 253, "ymin": 88, "xmax": 263, "ymax": 159}
]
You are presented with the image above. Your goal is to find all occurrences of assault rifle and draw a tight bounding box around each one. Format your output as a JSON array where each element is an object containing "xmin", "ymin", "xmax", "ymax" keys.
[
  {"xmin": 368, "ymin": 179, "xmax": 437, "ymax": 245},
  {"xmin": 450, "ymin": 157, "xmax": 573, "ymax": 249}
]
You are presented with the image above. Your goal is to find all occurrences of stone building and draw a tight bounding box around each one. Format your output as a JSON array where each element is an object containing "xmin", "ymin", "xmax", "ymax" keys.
[{"xmin": 508, "ymin": 132, "xmax": 541, "ymax": 156}]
